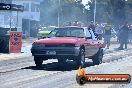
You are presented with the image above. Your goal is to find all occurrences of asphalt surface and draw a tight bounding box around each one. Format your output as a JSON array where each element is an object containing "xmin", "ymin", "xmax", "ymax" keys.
[{"xmin": 0, "ymin": 44, "xmax": 132, "ymax": 88}]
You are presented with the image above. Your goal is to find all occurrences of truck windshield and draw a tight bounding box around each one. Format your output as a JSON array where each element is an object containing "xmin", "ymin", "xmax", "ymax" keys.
[{"xmin": 48, "ymin": 28, "xmax": 84, "ymax": 38}]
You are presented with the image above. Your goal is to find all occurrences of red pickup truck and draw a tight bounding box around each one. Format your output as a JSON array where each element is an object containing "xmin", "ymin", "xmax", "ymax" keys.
[{"xmin": 31, "ymin": 26, "xmax": 104, "ymax": 68}]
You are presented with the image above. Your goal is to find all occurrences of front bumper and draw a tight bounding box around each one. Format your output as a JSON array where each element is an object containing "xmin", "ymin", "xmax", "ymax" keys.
[{"xmin": 31, "ymin": 47, "xmax": 80, "ymax": 58}]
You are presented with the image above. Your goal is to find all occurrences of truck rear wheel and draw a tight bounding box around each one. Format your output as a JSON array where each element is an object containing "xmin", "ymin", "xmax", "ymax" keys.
[
  {"xmin": 76, "ymin": 49, "xmax": 85, "ymax": 68},
  {"xmin": 34, "ymin": 56, "xmax": 43, "ymax": 68},
  {"xmin": 92, "ymin": 49, "xmax": 103, "ymax": 65}
]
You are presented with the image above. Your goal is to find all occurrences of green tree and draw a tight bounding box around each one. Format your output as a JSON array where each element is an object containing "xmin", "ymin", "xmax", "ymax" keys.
[{"xmin": 88, "ymin": 0, "xmax": 132, "ymax": 25}]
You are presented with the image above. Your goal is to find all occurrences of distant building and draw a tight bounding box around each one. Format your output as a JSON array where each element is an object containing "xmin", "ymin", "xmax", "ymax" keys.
[
  {"xmin": 0, "ymin": 0, "xmax": 23, "ymax": 32},
  {"xmin": 12, "ymin": 0, "xmax": 43, "ymax": 37},
  {"xmin": 0, "ymin": 0, "xmax": 12, "ymax": 4}
]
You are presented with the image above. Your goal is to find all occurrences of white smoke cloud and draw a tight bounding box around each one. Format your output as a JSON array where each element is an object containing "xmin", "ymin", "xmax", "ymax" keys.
[
  {"xmin": 82, "ymin": 0, "xmax": 91, "ymax": 10},
  {"xmin": 82, "ymin": 0, "xmax": 90, "ymax": 5}
]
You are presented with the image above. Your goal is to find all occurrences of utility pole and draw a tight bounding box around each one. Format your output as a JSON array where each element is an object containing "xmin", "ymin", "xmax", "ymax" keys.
[
  {"xmin": 94, "ymin": 0, "xmax": 96, "ymax": 25},
  {"xmin": 58, "ymin": 0, "xmax": 60, "ymax": 27}
]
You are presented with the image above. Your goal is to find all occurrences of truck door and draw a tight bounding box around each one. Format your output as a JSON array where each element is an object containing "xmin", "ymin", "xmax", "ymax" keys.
[{"xmin": 84, "ymin": 28, "xmax": 99, "ymax": 57}]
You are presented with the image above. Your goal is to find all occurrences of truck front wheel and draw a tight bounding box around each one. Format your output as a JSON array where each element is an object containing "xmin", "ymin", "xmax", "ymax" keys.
[
  {"xmin": 76, "ymin": 49, "xmax": 85, "ymax": 68},
  {"xmin": 34, "ymin": 56, "xmax": 43, "ymax": 68},
  {"xmin": 92, "ymin": 49, "xmax": 103, "ymax": 65},
  {"xmin": 58, "ymin": 58, "xmax": 66, "ymax": 66}
]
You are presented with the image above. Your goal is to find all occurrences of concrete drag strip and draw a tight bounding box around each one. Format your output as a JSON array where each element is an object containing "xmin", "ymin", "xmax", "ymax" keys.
[
  {"xmin": 64, "ymin": 56, "xmax": 132, "ymax": 88},
  {"xmin": 0, "ymin": 46, "xmax": 132, "ymax": 88},
  {"xmin": 1, "ymin": 53, "xmax": 132, "ymax": 88}
]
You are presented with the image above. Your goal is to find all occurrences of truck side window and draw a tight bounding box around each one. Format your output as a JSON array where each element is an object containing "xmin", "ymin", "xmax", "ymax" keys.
[
  {"xmin": 85, "ymin": 28, "xmax": 92, "ymax": 39},
  {"xmin": 85, "ymin": 28, "xmax": 97, "ymax": 40},
  {"xmin": 89, "ymin": 30, "xmax": 97, "ymax": 40}
]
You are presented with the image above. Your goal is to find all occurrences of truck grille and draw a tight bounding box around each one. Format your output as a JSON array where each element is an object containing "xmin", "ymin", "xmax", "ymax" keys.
[{"xmin": 45, "ymin": 44, "xmax": 75, "ymax": 47}]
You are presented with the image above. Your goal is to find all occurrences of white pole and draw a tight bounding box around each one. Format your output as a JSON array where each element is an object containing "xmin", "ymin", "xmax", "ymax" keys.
[
  {"xmin": 58, "ymin": 11, "xmax": 60, "ymax": 27},
  {"xmin": 94, "ymin": 0, "xmax": 96, "ymax": 25},
  {"xmin": 58, "ymin": 0, "xmax": 60, "ymax": 27},
  {"xmin": 10, "ymin": 11, "xmax": 12, "ymax": 32},
  {"xmin": 17, "ymin": 11, "xmax": 18, "ymax": 31}
]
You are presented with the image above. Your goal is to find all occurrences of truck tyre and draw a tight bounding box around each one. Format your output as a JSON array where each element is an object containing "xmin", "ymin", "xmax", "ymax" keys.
[
  {"xmin": 92, "ymin": 49, "xmax": 103, "ymax": 65},
  {"xmin": 58, "ymin": 59, "xmax": 66, "ymax": 63},
  {"xmin": 34, "ymin": 56, "xmax": 43, "ymax": 68},
  {"xmin": 58, "ymin": 58, "xmax": 66, "ymax": 66},
  {"xmin": 76, "ymin": 49, "xmax": 85, "ymax": 68}
]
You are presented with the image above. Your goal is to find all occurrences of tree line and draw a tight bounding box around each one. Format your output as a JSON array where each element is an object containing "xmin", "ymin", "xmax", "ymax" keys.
[{"xmin": 40, "ymin": 0, "xmax": 132, "ymax": 26}]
